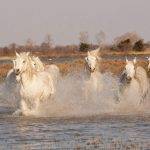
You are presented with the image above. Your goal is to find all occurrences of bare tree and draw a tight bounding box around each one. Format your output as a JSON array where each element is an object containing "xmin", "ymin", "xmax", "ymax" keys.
[
  {"xmin": 44, "ymin": 34, "xmax": 53, "ymax": 48},
  {"xmin": 25, "ymin": 38, "xmax": 34, "ymax": 49},
  {"xmin": 95, "ymin": 30, "xmax": 106, "ymax": 46},
  {"xmin": 79, "ymin": 31, "xmax": 89, "ymax": 44},
  {"xmin": 8, "ymin": 43, "xmax": 17, "ymax": 50}
]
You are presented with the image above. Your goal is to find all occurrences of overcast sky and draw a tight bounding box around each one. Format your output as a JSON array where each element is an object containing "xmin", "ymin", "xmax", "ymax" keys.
[{"xmin": 0, "ymin": 0, "xmax": 149, "ymax": 46}]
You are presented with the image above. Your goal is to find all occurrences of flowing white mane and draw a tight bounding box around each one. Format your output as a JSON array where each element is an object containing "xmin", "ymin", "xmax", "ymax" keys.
[{"xmin": 31, "ymin": 56, "xmax": 45, "ymax": 71}]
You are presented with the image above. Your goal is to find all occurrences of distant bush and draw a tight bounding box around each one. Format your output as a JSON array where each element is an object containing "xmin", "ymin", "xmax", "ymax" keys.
[
  {"xmin": 133, "ymin": 40, "xmax": 144, "ymax": 51},
  {"xmin": 79, "ymin": 42, "xmax": 90, "ymax": 52},
  {"xmin": 113, "ymin": 32, "xmax": 144, "ymax": 51},
  {"xmin": 117, "ymin": 38, "xmax": 132, "ymax": 50}
]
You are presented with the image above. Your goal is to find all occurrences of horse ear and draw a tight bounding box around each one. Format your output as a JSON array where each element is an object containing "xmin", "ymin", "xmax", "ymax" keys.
[
  {"xmin": 133, "ymin": 57, "xmax": 137, "ymax": 64},
  {"xmin": 147, "ymin": 57, "xmax": 150, "ymax": 61},
  {"xmin": 85, "ymin": 57, "xmax": 88, "ymax": 61},
  {"xmin": 26, "ymin": 52, "xmax": 30, "ymax": 56},
  {"xmin": 90, "ymin": 47, "xmax": 100, "ymax": 57},
  {"xmin": 125, "ymin": 57, "xmax": 128, "ymax": 63},
  {"xmin": 15, "ymin": 52, "xmax": 20, "ymax": 57}
]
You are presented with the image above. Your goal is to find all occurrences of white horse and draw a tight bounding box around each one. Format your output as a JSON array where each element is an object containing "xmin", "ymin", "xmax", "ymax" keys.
[
  {"xmin": 118, "ymin": 57, "xmax": 149, "ymax": 105},
  {"xmin": 31, "ymin": 56, "xmax": 60, "ymax": 86},
  {"xmin": 13, "ymin": 52, "xmax": 55, "ymax": 116},
  {"xmin": 84, "ymin": 48, "xmax": 103, "ymax": 101}
]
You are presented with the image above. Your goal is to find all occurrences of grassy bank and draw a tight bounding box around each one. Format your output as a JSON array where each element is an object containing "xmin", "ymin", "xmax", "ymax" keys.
[
  {"xmin": 0, "ymin": 49, "xmax": 150, "ymax": 60},
  {"xmin": 101, "ymin": 49, "xmax": 150, "ymax": 57},
  {"xmin": 0, "ymin": 59, "xmax": 148, "ymax": 79}
]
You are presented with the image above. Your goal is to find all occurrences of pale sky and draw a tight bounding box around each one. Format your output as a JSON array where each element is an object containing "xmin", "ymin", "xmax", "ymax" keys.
[{"xmin": 0, "ymin": 0, "xmax": 149, "ymax": 46}]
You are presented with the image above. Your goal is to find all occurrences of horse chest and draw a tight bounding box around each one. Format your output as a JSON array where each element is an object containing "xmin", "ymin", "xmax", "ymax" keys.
[
  {"xmin": 123, "ymin": 79, "xmax": 140, "ymax": 97},
  {"xmin": 20, "ymin": 79, "xmax": 44, "ymax": 98},
  {"xmin": 85, "ymin": 74, "xmax": 99, "ymax": 91}
]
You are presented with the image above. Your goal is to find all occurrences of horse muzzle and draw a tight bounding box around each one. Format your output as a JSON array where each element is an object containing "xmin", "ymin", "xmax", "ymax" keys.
[
  {"xmin": 89, "ymin": 68, "xmax": 95, "ymax": 73},
  {"xmin": 14, "ymin": 69, "xmax": 20, "ymax": 75},
  {"xmin": 126, "ymin": 76, "xmax": 132, "ymax": 83}
]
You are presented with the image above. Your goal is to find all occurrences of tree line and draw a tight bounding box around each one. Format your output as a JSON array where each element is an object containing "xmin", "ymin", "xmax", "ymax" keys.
[{"xmin": 0, "ymin": 31, "xmax": 150, "ymax": 56}]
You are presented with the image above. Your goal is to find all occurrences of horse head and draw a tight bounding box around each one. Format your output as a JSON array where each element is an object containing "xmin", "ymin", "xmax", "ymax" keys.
[
  {"xmin": 13, "ymin": 52, "xmax": 32, "ymax": 76},
  {"xmin": 85, "ymin": 48, "xmax": 101, "ymax": 73},
  {"xmin": 31, "ymin": 56, "xmax": 44, "ymax": 72},
  {"xmin": 121, "ymin": 57, "xmax": 137, "ymax": 83}
]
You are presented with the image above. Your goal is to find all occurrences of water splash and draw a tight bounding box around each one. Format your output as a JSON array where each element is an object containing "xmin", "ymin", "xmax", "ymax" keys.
[{"xmin": 0, "ymin": 70, "xmax": 150, "ymax": 117}]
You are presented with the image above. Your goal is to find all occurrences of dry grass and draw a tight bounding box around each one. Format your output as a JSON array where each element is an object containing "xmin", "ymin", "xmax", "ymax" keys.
[
  {"xmin": 101, "ymin": 49, "xmax": 150, "ymax": 57},
  {"xmin": 1, "ymin": 59, "xmax": 148, "ymax": 79},
  {"xmin": 0, "ymin": 49, "xmax": 86, "ymax": 58},
  {"xmin": 0, "ymin": 64, "xmax": 12, "ymax": 79},
  {"xmin": 1, "ymin": 48, "xmax": 150, "ymax": 59},
  {"xmin": 32, "ymin": 50, "xmax": 85, "ymax": 58},
  {"xmin": 58, "ymin": 60, "xmax": 148, "ymax": 76},
  {"xmin": 56, "ymin": 59, "xmax": 84, "ymax": 75}
]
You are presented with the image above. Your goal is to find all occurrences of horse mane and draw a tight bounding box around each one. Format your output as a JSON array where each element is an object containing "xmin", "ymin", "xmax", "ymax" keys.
[
  {"xmin": 120, "ymin": 65, "xmax": 145, "ymax": 85},
  {"xmin": 89, "ymin": 47, "xmax": 100, "ymax": 58},
  {"xmin": 31, "ymin": 56, "xmax": 45, "ymax": 71},
  {"xmin": 135, "ymin": 66, "xmax": 149, "ymax": 86},
  {"xmin": 19, "ymin": 52, "xmax": 36, "ymax": 80}
]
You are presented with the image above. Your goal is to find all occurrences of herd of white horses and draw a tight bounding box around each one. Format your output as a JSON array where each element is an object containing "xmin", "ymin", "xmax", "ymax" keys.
[{"xmin": 5, "ymin": 48, "xmax": 150, "ymax": 116}]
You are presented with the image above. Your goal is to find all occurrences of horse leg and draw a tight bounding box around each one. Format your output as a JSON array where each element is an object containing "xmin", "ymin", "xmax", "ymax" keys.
[
  {"xmin": 20, "ymin": 99, "xmax": 30, "ymax": 115},
  {"xmin": 12, "ymin": 98, "xmax": 28, "ymax": 116},
  {"xmin": 140, "ymin": 90, "xmax": 148, "ymax": 105},
  {"xmin": 115, "ymin": 90, "xmax": 121, "ymax": 103},
  {"xmin": 84, "ymin": 86, "xmax": 88, "ymax": 101}
]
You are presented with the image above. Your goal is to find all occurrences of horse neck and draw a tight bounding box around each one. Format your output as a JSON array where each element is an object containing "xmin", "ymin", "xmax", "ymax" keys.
[
  {"xmin": 37, "ymin": 60, "xmax": 44, "ymax": 71},
  {"xmin": 39, "ymin": 63, "xmax": 45, "ymax": 71},
  {"xmin": 20, "ymin": 64, "xmax": 35, "ymax": 87}
]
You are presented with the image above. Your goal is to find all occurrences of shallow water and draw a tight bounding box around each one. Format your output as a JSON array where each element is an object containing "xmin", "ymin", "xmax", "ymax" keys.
[
  {"xmin": 0, "ymin": 107, "xmax": 150, "ymax": 149},
  {"xmin": 0, "ymin": 56, "xmax": 150, "ymax": 149}
]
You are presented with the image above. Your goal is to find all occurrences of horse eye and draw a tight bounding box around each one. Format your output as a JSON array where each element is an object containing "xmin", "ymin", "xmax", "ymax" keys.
[{"xmin": 23, "ymin": 60, "xmax": 26, "ymax": 63}]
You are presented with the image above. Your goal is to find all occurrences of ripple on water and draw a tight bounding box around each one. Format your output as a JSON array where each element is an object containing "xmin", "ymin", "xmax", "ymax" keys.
[{"xmin": 0, "ymin": 113, "xmax": 149, "ymax": 149}]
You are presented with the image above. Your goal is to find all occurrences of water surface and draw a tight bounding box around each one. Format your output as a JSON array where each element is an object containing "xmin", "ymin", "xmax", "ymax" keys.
[{"xmin": 0, "ymin": 109, "xmax": 149, "ymax": 149}]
